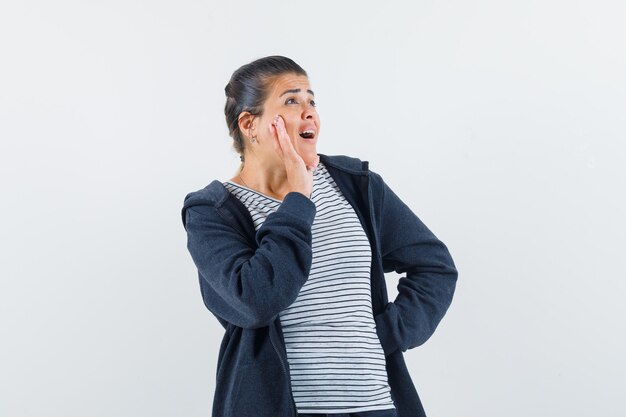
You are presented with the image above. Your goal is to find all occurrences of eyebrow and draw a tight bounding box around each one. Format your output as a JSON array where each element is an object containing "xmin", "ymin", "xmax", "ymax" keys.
[{"xmin": 279, "ymin": 88, "xmax": 315, "ymax": 97}]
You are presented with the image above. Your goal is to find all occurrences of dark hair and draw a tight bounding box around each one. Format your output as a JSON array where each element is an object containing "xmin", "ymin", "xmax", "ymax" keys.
[{"xmin": 224, "ymin": 56, "xmax": 307, "ymax": 160}]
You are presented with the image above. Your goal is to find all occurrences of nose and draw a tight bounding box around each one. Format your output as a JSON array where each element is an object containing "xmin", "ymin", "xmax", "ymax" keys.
[{"xmin": 302, "ymin": 107, "xmax": 315, "ymax": 120}]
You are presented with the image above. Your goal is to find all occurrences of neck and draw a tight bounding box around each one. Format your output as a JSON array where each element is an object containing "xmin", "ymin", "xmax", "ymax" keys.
[{"xmin": 237, "ymin": 157, "xmax": 291, "ymax": 199}]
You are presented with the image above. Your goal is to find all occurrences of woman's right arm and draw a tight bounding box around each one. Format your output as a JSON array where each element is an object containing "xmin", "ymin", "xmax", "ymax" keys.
[{"xmin": 183, "ymin": 191, "xmax": 316, "ymax": 329}]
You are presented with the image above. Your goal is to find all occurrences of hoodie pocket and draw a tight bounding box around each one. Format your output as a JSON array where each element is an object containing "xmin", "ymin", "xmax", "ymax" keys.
[{"xmin": 229, "ymin": 361, "xmax": 292, "ymax": 417}]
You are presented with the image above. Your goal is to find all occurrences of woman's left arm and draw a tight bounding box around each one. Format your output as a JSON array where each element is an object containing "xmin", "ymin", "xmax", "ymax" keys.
[{"xmin": 370, "ymin": 171, "xmax": 459, "ymax": 356}]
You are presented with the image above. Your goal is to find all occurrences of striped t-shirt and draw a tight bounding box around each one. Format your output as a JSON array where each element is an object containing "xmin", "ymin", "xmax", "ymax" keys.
[{"xmin": 223, "ymin": 161, "xmax": 395, "ymax": 414}]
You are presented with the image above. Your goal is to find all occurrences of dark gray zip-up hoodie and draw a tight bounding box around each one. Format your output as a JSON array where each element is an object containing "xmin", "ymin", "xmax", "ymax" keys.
[{"xmin": 181, "ymin": 153, "xmax": 458, "ymax": 417}]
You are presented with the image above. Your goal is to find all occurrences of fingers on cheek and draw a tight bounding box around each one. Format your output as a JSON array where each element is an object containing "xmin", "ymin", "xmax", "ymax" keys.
[{"xmin": 269, "ymin": 122, "xmax": 280, "ymax": 138}]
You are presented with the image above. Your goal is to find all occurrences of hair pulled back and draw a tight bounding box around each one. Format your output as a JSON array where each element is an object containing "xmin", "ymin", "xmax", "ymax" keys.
[{"xmin": 224, "ymin": 56, "xmax": 307, "ymax": 160}]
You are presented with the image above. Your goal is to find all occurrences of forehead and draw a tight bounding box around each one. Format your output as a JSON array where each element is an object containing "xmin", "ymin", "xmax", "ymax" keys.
[{"xmin": 268, "ymin": 73, "xmax": 311, "ymax": 96}]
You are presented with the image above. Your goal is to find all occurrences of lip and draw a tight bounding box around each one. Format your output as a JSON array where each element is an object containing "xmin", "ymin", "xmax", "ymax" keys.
[
  {"xmin": 294, "ymin": 135, "xmax": 317, "ymax": 146},
  {"xmin": 296, "ymin": 135, "xmax": 317, "ymax": 145},
  {"xmin": 298, "ymin": 124, "xmax": 317, "ymax": 140}
]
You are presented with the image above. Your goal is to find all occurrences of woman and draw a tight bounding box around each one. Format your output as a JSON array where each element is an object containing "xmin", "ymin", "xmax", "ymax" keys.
[{"xmin": 181, "ymin": 56, "xmax": 458, "ymax": 417}]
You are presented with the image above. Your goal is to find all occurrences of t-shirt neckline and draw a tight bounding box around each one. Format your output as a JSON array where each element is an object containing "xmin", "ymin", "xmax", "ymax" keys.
[{"xmin": 223, "ymin": 181, "xmax": 284, "ymax": 203}]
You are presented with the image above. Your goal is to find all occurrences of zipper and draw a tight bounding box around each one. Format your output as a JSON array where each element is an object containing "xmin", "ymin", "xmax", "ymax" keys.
[{"xmin": 270, "ymin": 317, "xmax": 298, "ymax": 417}]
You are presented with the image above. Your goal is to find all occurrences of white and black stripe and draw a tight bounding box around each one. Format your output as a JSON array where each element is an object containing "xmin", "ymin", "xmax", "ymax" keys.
[{"xmin": 223, "ymin": 162, "xmax": 395, "ymax": 414}]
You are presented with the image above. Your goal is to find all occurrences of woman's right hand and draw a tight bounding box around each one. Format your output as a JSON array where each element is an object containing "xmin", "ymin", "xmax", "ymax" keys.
[{"xmin": 269, "ymin": 114, "xmax": 319, "ymax": 198}]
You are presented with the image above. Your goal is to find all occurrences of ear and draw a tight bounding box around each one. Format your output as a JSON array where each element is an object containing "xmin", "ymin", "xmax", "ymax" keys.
[{"xmin": 237, "ymin": 112, "xmax": 255, "ymax": 139}]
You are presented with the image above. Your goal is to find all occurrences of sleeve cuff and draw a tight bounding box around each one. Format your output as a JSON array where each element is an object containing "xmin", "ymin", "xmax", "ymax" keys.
[
  {"xmin": 375, "ymin": 302, "xmax": 400, "ymax": 356},
  {"xmin": 278, "ymin": 191, "xmax": 317, "ymax": 225}
]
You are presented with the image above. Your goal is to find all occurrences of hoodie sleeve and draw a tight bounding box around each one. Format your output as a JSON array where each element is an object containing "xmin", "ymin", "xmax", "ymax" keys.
[
  {"xmin": 183, "ymin": 191, "xmax": 316, "ymax": 329},
  {"xmin": 370, "ymin": 171, "xmax": 458, "ymax": 355}
]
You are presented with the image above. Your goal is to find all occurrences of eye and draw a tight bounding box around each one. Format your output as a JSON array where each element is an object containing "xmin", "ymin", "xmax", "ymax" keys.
[{"xmin": 284, "ymin": 97, "xmax": 316, "ymax": 107}]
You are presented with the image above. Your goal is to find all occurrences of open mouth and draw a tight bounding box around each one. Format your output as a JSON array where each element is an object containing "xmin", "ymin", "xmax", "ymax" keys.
[{"xmin": 299, "ymin": 129, "xmax": 316, "ymax": 139}]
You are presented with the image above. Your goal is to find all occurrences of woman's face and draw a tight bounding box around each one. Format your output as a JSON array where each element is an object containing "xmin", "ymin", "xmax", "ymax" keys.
[{"xmin": 252, "ymin": 73, "xmax": 320, "ymax": 168}]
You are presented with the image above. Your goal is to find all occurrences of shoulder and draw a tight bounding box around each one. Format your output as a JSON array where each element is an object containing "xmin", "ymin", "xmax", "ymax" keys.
[
  {"xmin": 181, "ymin": 180, "xmax": 231, "ymax": 229},
  {"xmin": 183, "ymin": 180, "xmax": 229, "ymax": 209}
]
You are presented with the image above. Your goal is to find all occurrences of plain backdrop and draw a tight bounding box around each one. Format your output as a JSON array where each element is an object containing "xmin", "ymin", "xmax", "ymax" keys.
[{"xmin": 1, "ymin": 1, "xmax": 625, "ymax": 416}]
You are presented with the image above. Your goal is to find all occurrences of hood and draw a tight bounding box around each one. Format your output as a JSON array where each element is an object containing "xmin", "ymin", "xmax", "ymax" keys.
[
  {"xmin": 180, "ymin": 180, "xmax": 228, "ymax": 230},
  {"xmin": 181, "ymin": 153, "xmax": 369, "ymax": 229},
  {"xmin": 318, "ymin": 153, "xmax": 369, "ymax": 174}
]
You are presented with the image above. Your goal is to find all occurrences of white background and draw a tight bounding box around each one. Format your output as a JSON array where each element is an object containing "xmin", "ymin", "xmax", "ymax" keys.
[{"xmin": 1, "ymin": 1, "xmax": 625, "ymax": 416}]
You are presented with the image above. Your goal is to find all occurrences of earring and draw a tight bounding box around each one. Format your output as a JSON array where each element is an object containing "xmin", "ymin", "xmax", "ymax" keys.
[{"xmin": 250, "ymin": 135, "xmax": 256, "ymax": 143}]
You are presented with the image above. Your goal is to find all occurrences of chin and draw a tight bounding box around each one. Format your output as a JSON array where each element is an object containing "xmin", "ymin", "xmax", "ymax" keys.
[{"xmin": 298, "ymin": 148, "xmax": 319, "ymax": 167}]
